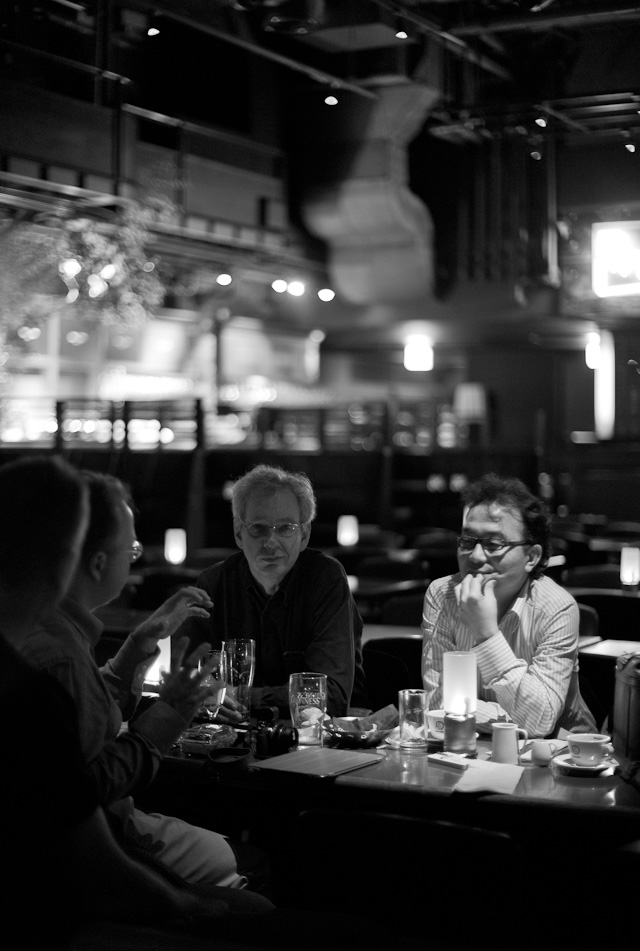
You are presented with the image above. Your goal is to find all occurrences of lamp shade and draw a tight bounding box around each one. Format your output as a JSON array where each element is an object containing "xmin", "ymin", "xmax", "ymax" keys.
[
  {"xmin": 442, "ymin": 651, "xmax": 477, "ymax": 715},
  {"xmin": 620, "ymin": 547, "xmax": 640, "ymax": 585},
  {"xmin": 453, "ymin": 383, "xmax": 487, "ymax": 422},
  {"xmin": 165, "ymin": 528, "xmax": 187, "ymax": 565}
]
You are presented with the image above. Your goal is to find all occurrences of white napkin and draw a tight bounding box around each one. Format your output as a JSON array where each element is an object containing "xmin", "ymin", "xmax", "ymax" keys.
[{"xmin": 454, "ymin": 760, "xmax": 524, "ymax": 794}]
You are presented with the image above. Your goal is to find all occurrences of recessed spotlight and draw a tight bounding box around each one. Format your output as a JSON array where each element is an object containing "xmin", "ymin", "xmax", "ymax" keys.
[
  {"xmin": 625, "ymin": 143, "xmax": 636, "ymax": 153},
  {"xmin": 535, "ymin": 117, "xmax": 547, "ymax": 128},
  {"xmin": 287, "ymin": 281, "xmax": 305, "ymax": 297},
  {"xmin": 324, "ymin": 95, "xmax": 338, "ymax": 106},
  {"xmin": 396, "ymin": 29, "xmax": 408, "ymax": 39},
  {"xmin": 271, "ymin": 279, "xmax": 287, "ymax": 293},
  {"xmin": 317, "ymin": 288, "xmax": 335, "ymax": 302},
  {"xmin": 216, "ymin": 273, "xmax": 233, "ymax": 286}
]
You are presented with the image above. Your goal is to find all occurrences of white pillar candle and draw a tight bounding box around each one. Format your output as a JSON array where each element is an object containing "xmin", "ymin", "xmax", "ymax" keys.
[{"xmin": 442, "ymin": 651, "xmax": 477, "ymax": 715}]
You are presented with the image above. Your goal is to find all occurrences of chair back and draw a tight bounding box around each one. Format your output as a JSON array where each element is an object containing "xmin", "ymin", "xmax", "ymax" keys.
[
  {"xmin": 361, "ymin": 648, "xmax": 412, "ymax": 710},
  {"xmin": 570, "ymin": 588, "xmax": 640, "ymax": 641},
  {"xmin": 563, "ymin": 563, "xmax": 623, "ymax": 589},
  {"xmin": 363, "ymin": 635, "xmax": 423, "ymax": 688}
]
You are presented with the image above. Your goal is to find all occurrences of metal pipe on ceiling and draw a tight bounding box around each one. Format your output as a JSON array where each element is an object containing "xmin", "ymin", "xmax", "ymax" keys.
[{"xmin": 452, "ymin": 6, "xmax": 640, "ymax": 37}]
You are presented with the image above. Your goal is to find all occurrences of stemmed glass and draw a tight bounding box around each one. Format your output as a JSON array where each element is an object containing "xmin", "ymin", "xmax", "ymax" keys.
[
  {"xmin": 197, "ymin": 648, "xmax": 228, "ymax": 721},
  {"xmin": 222, "ymin": 638, "xmax": 256, "ymax": 722}
]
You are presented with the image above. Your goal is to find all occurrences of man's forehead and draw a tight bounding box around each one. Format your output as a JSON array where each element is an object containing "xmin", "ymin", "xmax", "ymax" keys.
[
  {"xmin": 246, "ymin": 488, "xmax": 299, "ymax": 515},
  {"xmin": 463, "ymin": 501, "xmax": 523, "ymax": 528}
]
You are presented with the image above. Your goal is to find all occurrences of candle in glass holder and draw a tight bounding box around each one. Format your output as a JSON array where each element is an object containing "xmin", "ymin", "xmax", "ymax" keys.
[{"xmin": 442, "ymin": 651, "xmax": 477, "ymax": 754}]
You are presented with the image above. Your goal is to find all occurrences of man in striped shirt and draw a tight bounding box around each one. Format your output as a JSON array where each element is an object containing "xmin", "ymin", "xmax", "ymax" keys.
[{"xmin": 422, "ymin": 473, "xmax": 596, "ymax": 738}]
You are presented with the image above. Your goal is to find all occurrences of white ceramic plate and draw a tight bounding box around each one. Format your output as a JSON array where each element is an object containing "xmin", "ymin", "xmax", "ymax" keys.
[{"xmin": 552, "ymin": 752, "xmax": 612, "ymax": 775}]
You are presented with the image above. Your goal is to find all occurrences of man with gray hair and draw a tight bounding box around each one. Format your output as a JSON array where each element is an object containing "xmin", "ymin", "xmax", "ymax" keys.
[{"xmin": 181, "ymin": 464, "xmax": 368, "ymax": 718}]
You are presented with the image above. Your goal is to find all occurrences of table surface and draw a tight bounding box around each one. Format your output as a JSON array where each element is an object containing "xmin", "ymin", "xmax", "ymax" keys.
[
  {"xmin": 329, "ymin": 737, "xmax": 640, "ymax": 810},
  {"xmin": 579, "ymin": 638, "xmax": 640, "ymax": 657}
]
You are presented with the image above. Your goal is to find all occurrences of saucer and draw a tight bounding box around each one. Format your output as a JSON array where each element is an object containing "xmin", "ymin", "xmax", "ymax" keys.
[{"xmin": 552, "ymin": 752, "xmax": 612, "ymax": 775}]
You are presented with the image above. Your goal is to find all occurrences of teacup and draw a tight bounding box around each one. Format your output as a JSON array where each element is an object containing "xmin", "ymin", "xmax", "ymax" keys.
[
  {"xmin": 531, "ymin": 738, "xmax": 564, "ymax": 766},
  {"xmin": 427, "ymin": 709, "xmax": 446, "ymax": 740},
  {"xmin": 567, "ymin": 733, "xmax": 612, "ymax": 767}
]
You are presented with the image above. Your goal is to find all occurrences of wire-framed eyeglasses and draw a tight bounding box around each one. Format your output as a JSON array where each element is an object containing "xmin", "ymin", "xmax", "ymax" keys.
[
  {"xmin": 240, "ymin": 521, "xmax": 301, "ymax": 539},
  {"xmin": 108, "ymin": 540, "xmax": 144, "ymax": 563},
  {"xmin": 456, "ymin": 534, "xmax": 530, "ymax": 556}
]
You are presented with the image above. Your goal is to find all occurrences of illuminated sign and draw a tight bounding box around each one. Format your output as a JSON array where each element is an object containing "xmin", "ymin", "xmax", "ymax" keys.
[{"xmin": 592, "ymin": 221, "xmax": 640, "ymax": 298}]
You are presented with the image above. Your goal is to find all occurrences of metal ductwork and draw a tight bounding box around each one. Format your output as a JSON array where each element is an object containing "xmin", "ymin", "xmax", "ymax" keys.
[{"xmin": 301, "ymin": 79, "xmax": 439, "ymax": 305}]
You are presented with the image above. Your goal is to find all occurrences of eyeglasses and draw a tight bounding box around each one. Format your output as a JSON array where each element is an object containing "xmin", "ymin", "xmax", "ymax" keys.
[
  {"xmin": 456, "ymin": 534, "xmax": 530, "ymax": 556},
  {"xmin": 107, "ymin": 540, "xmax": 144, "ymax": 563},
  {"xmin": 240, "ymin": 521, "xmax": 300, "ymax": 539}
]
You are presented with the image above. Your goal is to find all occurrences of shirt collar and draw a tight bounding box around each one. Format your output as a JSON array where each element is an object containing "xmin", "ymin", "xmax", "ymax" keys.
[{"xmin": 503, "ymin": 575, "xmax": 533, "ymax": 620}]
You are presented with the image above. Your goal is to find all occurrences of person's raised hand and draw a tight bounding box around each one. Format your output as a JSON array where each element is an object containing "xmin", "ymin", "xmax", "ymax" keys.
[
  {"xmin": 157, "ymin": 637, "xmax": 216, "ymax": 724},
  {"xmin": 131, "ymin": 586, "xmax": 213, "ymax": 650},
  {"xmin": 212, "ymin": 692, "xmax": 246, "ymax": 726},
  {"xmin": 455, "ymin": 573, "xmax": 499, "ymax": 644}
]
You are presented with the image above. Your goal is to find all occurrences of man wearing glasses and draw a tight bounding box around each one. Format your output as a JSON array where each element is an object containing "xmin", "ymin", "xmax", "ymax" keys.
[
  {"xmin": 422, "ymin": 473, "xmax": 596, "ymax": 737},
  {"xmin": 180, "ymin": 464, "xmax": 368, "ymax": 719},
  {"xmin": 18, "ymin": 470, "xmax": 259, "ymax": 893}
]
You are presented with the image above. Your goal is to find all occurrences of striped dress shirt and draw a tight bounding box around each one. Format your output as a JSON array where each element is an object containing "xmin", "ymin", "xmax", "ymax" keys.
[{"xmin": 422, "ymin": 573, "xmax": 597, "ymax": 737}]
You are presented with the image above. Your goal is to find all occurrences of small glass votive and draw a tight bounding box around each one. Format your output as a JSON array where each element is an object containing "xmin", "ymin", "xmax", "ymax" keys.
[{"xmin": 443, "ymin": 713, "xmax": 476, "ymax": 754}]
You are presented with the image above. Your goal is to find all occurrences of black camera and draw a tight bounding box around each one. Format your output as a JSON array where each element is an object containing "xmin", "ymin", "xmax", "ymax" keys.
[{"xmin": 254, "ymin": 706, "xmax": 298, "ymax": 757}]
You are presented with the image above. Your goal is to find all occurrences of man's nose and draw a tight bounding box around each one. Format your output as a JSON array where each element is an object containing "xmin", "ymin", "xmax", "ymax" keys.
[
  {"xmin": 468, "ymin": 541, "xmax": 487, "ymax": 562},
  {"xmin": 261, "ymin": 528, "xmax": 279, "ymax": 546}
]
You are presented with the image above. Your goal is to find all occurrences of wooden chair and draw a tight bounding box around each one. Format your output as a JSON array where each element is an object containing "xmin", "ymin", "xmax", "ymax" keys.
[
  {"xmin": 569, "ymin": 588, "xmax": 640, "ymax": 641},
  {"xmin": 361, "ymin": 648, "xmax": 412, "ymax": 709},
  {"xmin": 363, "ymin": 634, "xmax": 423, "ymax": 688}
]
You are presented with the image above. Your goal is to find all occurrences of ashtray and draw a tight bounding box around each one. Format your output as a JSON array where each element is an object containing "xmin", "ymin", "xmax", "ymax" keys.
[{"xmin": 178, "ymin": 724, "xmax": 236, "ymax": 757}]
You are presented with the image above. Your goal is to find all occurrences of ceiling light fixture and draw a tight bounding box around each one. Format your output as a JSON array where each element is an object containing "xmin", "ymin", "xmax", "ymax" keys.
[
  {"xmin": 216, "ymin": 273, "xmax": 233, "ymax": 286},
  {"xmin": 534, "ymin": 116, "xmax": 547, "ymax": 128},
  {"xmin": 324, "ymin": 94, "xmax": 338, "ymax": 106},
  {"xmin": 317, "ymin": 288, "xmax": 335, "ymax": 302},
  {"xmin": 271, "ymin": 279, "xmax": 288, "ymax": 293},
  {"xmin": 287, "ymin": 280, "xmax": 305, "ymax": 296}
]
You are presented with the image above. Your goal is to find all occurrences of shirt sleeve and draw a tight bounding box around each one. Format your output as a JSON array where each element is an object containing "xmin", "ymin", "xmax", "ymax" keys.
[
  {"xmin": 474, "ymin": 598, "xmax": 579, "ymax": 738},
  {"xmin": 101, "ymin": 633, "xmax": 160, "ymax": 720},
  {"xmin": 421, "ymin": 579, "xmax": 452, "ymax": 710}
]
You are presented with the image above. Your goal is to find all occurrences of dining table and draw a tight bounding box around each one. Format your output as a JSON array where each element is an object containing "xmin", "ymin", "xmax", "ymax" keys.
[{"xmin": 132, "ymin": 717, "xmax": 640, "ymax": 947}]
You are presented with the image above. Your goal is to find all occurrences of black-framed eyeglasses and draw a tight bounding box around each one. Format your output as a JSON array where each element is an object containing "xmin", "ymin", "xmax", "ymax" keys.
[
  {"xmin": 240, "ymin": 521, "xmax": 300, "ymax": 539},
  {"xmin": 456, "ymin": 534, "xmax": 530, "ymax": 556},
  {"xmin": 107, "ymin": 540, "xmax": 144, "ymax": 563}
]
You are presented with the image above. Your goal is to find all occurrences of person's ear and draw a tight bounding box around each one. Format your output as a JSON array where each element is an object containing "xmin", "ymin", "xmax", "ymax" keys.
[
  {"xmin": 233, "ymin": 518, "xmax": 244, "ymax": 550},
  {"xmin": 299, "ymin": 522, "xmax": 311, "ymax": 552},
  {"xmin": 525, "ymin": 544, "xmax": 542, "ymax": 573},
  {"xmin": 88, "ymin": 550, "xmax": 108, "ymax": 582}
]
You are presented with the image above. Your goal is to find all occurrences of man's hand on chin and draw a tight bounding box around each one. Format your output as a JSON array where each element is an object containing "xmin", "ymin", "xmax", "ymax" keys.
[{"xmin": 455, "ymin": 575, "xmax": 500, "ymax": 644}]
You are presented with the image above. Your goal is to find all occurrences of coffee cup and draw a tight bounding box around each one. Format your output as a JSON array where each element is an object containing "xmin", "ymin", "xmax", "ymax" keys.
[
  {"xmin": 427, "ymin": 709, "xmax": 446, "ymax": 740},
  {"xmin": 492, "ymin": 722, "xmax": 528, "ymax": 765},
  {"xmin": 567, "ymin": 733, "xmax": 612, "ymax": 767},
  {"xmin": 531, "ymin": 738, "xmax": 564, "ymax": 766}
]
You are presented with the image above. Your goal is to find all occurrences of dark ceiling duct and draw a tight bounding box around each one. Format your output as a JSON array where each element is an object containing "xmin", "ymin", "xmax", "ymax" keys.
[{"xmin": 301, "ymin": 79, "xmax": 439, "ymax": 305}]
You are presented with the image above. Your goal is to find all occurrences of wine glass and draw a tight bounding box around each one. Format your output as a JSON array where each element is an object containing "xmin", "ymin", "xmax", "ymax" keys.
[
  {"xmin": 198, "ymin": 648, "xmax": 228, "ymax": 721},
  {"xmin": 222, "ymin": 639, "xmax": 256, "ymax": 722}
]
